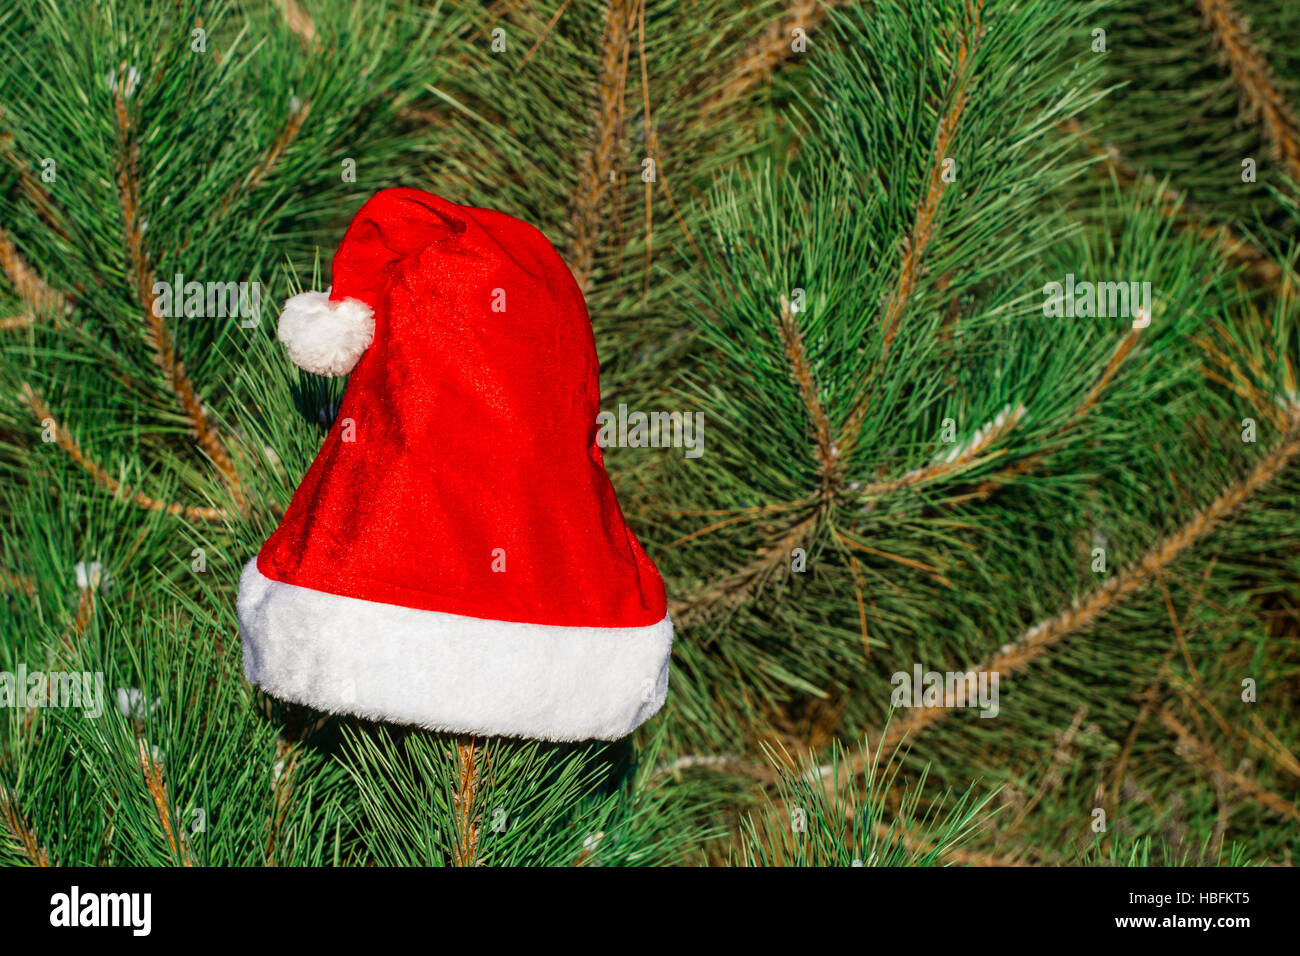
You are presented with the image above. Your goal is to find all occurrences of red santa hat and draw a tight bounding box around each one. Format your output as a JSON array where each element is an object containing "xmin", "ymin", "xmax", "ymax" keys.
[{"xmin": 237, "ymin": 188, "xmax": 672, "ymax": 742}]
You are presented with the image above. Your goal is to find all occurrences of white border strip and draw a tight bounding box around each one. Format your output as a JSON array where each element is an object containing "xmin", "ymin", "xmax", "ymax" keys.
[{"xmin": 237, "ymin": 560, "xmax": 672, "ymax": 741}]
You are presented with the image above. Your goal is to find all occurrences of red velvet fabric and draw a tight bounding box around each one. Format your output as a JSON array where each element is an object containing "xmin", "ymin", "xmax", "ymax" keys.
[{"xmin": 257, "ymin": 189, "xmax": 668, "ymax": 629}]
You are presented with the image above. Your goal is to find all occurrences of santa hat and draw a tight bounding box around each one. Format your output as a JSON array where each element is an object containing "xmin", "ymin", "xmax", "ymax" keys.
[{"xmin": 237, "ymin": 188, "xmax": 672, "ymax": 742}]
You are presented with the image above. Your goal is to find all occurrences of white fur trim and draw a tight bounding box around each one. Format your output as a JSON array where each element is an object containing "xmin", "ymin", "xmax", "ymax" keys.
[
  {"xmin": 277, "ymin": 291, "xmax": 374, "ymax": 376},
  {"xmin": 237, "ymin": 560, "xmax": 673, "ymax": 742}
]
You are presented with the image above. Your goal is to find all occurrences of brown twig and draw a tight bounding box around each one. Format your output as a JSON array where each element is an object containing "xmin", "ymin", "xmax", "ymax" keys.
[
  {"xmin": 835, "ymin": 529, "xmax": 955, "ymax": 589},
  {"xmin": 0, "ymin": 788, "xmax": 52, "ymax": 866},
  {"xmin": 855, "ymin": 403, "xmax": 1025, "ymax": 501},
  {"xmin": 1105, "ymin": 559, "xmax": 1219, "ymax": 805},
  {"xmin": 1194, "ymin": 325, "xmax": 1292, "ymax": 431},
  {"xmin": 836, "ymin": 416, "xmax": 1300, "ymax": 786},
  {"xmin": 778, "ymin": 295, "xmax": 842, "ymax": 489},
  {"xmin": 568, "ymin": 0, "xmax": 634, "ymax": 293},
  {"xmin": 960, "ymin": 332, "xmax": 1137, "ymax": 503},
  {"xmin": 521, "ymin": 0, "xmax": 575, "ymax": 68},
  {"xmin": 273, "ymin": 0, "xmax": 317, "ymax": 46},
  {"xmin": 112, "ymin": 86, "xmax": 247, "ymax": 514},
  {"xmin": 21, "ymin": 384, "xmax": 230, "ymax": 523},
  {"xmin": 0, "ymin": 567, "xmax": 36, "ymax": 596},
  {"xmin": 847, "ymin": 554, "xmax": 871, "ymax": 661},
  {"xmin": 0, "ymin": 117, "xmax": 72, "ymax": 242},
  {"xmin": 138, "ymin": 741, "xmax": 197, "ymax": 866},
  {"xmin": 881, "ymin": 3, "xmax": 983, "ymax": 356},
  {"xmin": 248, "ymin": 99, "xmax": 311, "ymax": 189},
  {"xmin": 451, "ymin": 737, "xmax": 482, "ymax": 867},
  {"xmin": 671, "ymin": 291, "xmax": 854, "ymax": 624},
  {"xmin": 1159, "ymin": 708, "xmax": 1300, "ymax": 822},
  {"xmin": 64, "ymin": 587, "xmax": 96, "ymax": 652},
  {"xmin": 636, "ymin": 0, "xmax": 654, "ymax": 301},
  {"xmin": 217, "ymin": 99, "xmax": 311, "ymax": 221},
  {"xmin": 672, "ymin": 511, "xmax": 820, "ymax": 628},
  {"xmin": 1175, "ymin": 678, "xmax": 1300, "ymax": 782},
  {"xmin": 1198, "ymin": 0, "xmax": 1300, "ymax": 185},
  {"xmin": 697, "ymin": 1, "xmax": 827, "ymax": 116},
  {"xmin": 0, "ymin": 227, "xmax": 69, "ymax": 321},
  {"xmin": 663, "ymin": 497, "xmax": 811, "ymax": 551},
  {"xmin": 1010, "ymin": 706, "xmax": 1088, "ymax": 828},
  {"xmin": 840, "ymin": 1, "xmax": 987, "ymax": 458}
]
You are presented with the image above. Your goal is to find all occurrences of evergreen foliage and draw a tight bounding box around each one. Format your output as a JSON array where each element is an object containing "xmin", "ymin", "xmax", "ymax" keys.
[{"xmin": 1, "ymin": 0, "xmax": 1296, "ymax": 866}]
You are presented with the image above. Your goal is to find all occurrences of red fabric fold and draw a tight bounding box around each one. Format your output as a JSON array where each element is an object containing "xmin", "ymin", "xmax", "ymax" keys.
[{"xmin": 258, "ymin": 188, "xmax": 668, "ymax": 629}]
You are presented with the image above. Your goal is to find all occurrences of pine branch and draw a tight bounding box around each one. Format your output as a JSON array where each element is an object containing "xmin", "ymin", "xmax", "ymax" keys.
[
  {"xmin": 633, "ymin": 0, "xmax": 654, "ymax": 300},
  {"xmin": 62, "ymin": 583, "xmax": 96, "ymax": 652},
  {"xmin": 20, "ymin": 573, "xmax": 100, "ymax": 740},
  {"xmin": 846, "ymin": 553, "xmax": 870, "ymax": 659},
  {"xmin": 740, "ymin": 740, "xmax": 1018, "ymax": 865},
  {"xmin": 881, "ymin": 0, "xmax": 984, "ymax": 356},
  {"xmin": 663, "ymin": 498, "xmax": 811, "ymax": 551},
  {"xmin": 880, "ymin": 819, "xmax": 1021, "ymax": 867},
  {"xmin": 673, "ymin": 509, "xmax": 820, "ymax": 627},
  {"xmin": 854, "ymin": 402, "xmax": 1026, "ymax": 500},
  {"xmin": 738, "ymin": 739, "xmax": 1000, "ymax": 866},
  {"xmin": 20, "ymin": 384, "xmax": 230, "ymax": 523},
  {"xmin": 777, "ymin": 294, "xmax": 842, "ymax": 490},
  {"xmin": 520, "ymin": 0, "xmax": 575, "ymax": 68},
  {"xmin": 273, "ymin": 0, "xmax": 318, "ymax": 46},
  {"xmin": 836, "ymin": 413, "xmax": 1300, "ymax": 786},
  {"xmin": 672, "ymin": 293, "xmax": 849, "ymax": 625},
  {"xmin": 1195, "ymin": 327, "xmax": 1293, "ymax": 431},
  {"xmin": 0, "ymin": 787, "xmax": 51, "ymax": 866},
  {"xmin": 0, "ymin": 566, "xmax": 35, "ymax": 596},
  {"xmin": 957, "ymin": 331, "xmax": 1138, "ymax": 504},
  {"xmin": 111, "ymin": 85, "xmax": 247, "ymax": 513},
  {"xmin": 568, "ymin": 0, "xmax": 634, "ymax": 293},
  {"xmin": 964, "ymin": 307, "xmax": 1292, "ymax": 510},
  {"xmin": 840, "ymin": 0, "xmax": 987, "ymax": 457},
  {"xmin": 1063, "ymin": 118, "xmax": 1291, "ymax": 292},
  {"xmin": 0, "ymin": 113, "xmax": 72, "ymax": 242},
  {"xmin": 216, "ymin": 98, "xmax": 312, "ymax": 221},
  {"xmin": 265, "ymin": 738, "xmax": 297, "ymax": 867},
  {"xmin": 1158, "ymin": 708, "xmax": 1300, "ymax": 822},
  {"xmin": 1104, "ymin": 558, "xmax": 1220, "ymax": 805},
  {"xmin": 835, "ymin": 533, "xmax": 955, "ymax": 589},
  {"xmin": 0, "ymin": 227, "xmax": 68, "ymax": 323},
  {"xmin": 1168, "ymin": 661, "xmax": 1300, "ymax": 782},
  {"xmin": 1197, "ymin": 0, "xmax": 1300, "ymax": 185},
  {"xmin": 137, "ymin": 741, "xmax": 196, "ymax": 866},
  {"xmin": 698, "ymin": 0, "xmax": 827, "ymax": 115},
  {"xmin": 451, "ymin": 737, "xmax": 482, "ymax": 867},
  {"xmin": 1007, "ymin": 705, "xmax": 1089, "ymax": 829},
  {"xmin": 0, "ymin": 115, "xmax": 76, "ymax": 330}
]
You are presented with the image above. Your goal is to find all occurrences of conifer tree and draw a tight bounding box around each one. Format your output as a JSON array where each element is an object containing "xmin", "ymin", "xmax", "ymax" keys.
[{"xmin": 1, "ymin": 0, "xmax": 1297, "ymax": 867}]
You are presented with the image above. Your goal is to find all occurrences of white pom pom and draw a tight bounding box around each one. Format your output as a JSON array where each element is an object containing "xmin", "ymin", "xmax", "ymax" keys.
[{"xmin": 277, "ymin": 290, "xmax": 375, "ymax": 376}]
